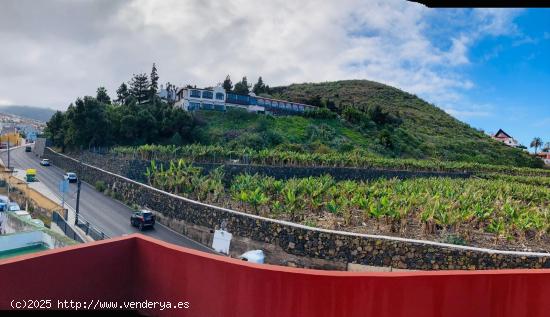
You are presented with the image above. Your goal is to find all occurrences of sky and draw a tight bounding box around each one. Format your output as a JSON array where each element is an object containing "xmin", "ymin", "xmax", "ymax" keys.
[{"xmin": 0, "ymin": 0, "xmax": 548, "ymax": 147}]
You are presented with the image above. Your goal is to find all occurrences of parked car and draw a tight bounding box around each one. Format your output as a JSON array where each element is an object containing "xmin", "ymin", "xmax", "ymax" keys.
[
  {"xmin": 14, "ymin": 210, "xmax": 32, "ymax": 220},
  {"xmin": 0, "ymin": 195, "xmax": 9, "ymax": 212},
  {"xmin": 130, "ymin": 210, "xmax": 155, "ymax": 230},
  {"xmin": 6, "ymin": 202, "xmax": 21, "ymax": 212},
  {"xmin": 25, "ymin": 146, "xmax": 32, "ymax": 152},
  {"xmin": 64, "ymin": 172, "xmax": 78, "ymax": 183},
  {"xmin": 40, "ymin": 159, "xmax": 50, "ymax": 166}
]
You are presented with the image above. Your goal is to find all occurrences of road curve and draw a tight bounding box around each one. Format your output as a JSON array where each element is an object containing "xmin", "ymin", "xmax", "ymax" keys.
[{"xmin": 1, "ymin": 147, "xmax": 213, "ymax": 253}]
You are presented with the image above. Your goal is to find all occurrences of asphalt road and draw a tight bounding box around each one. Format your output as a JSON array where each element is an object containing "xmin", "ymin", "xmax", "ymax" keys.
[{"xmin": 1, "ymin": 146, "xmax": 213, "ymax": 253}]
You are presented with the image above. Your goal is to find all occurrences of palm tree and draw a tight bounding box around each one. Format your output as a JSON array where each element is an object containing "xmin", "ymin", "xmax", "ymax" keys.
[
  {"xmin": 530, "ymin": 137, "xmax": 543, "ymax": 154},
  {"xmin": 543, "ymin": 142, "xmax": 550, "ymax": 153}
]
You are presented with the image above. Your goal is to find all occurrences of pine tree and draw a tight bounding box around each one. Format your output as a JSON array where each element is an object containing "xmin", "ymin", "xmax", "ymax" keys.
[
  {"xmin": 116, "ymin": 83, "xmax": 130, "ymax": 104},
  {"xmin": 233, "ymin": 76, "xmax": 250, "ymax": 95},
  {"xmin": 96, "ymin": 87, "xmax": 111, "ymax": 104},
  {"xmin": 129, "ymin": 73, "xmax": 150, "ymax": 104},
  {"xmin": 149, "ymin": 63, "xmax": 159, "ymax": 100},
  {"xmin": 253, "ymin": 77, "xmax": 266, "ymax": 95},
  {"xmin": 222, "ymin": 75, "xmax": 233, "ymax": 93}
]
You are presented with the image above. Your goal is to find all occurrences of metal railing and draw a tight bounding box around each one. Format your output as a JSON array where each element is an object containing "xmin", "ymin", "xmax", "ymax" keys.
[
  {"xmin": 75, "ymin": 214, "xmax": 109, "ymax": 241},
  {"xmin": 52, "ymin": 212, "xmax": 84, "ymax": 243}
]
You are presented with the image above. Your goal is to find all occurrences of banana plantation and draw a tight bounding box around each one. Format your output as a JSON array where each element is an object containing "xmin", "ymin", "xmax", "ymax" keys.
[
  {"xmin": 145, "ymin": 159, "xmax": 550, "ymax": 251},
  {"xmin": 114, "ymin": 144, "xmax": 550, "ymax": 177}
]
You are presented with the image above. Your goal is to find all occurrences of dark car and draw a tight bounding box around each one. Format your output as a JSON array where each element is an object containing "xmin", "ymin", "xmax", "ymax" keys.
[
  {"xmin": 25, "ymin": 146, "xmax": 32, "ymax": 152},
  {"xmin": 131, "ymin": 210, "xmax": 155, "ymax": 230}
]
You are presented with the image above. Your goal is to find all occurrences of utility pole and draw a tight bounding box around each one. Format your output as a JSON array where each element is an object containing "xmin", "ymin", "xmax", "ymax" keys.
[
  {"xmin": 6, "ymin": 140, "xmax": 10, "ymax": 170},
  {"xmin": 75, "ymin": 179, "xmax": 81, "ymax": 225}
]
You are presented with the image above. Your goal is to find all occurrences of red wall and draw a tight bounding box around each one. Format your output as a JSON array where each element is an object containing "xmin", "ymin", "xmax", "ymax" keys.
[{"xmin": 2, "ymin": 234, "xmax": 550, "ymax": 317}]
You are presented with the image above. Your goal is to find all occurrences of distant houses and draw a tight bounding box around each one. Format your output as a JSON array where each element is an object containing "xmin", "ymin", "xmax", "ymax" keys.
[
  {"xmin": 491, "ymin": 129, "xmax": 519, "ymax": 148},
  {"xmin": 535, "ymin": 152, "xmax": 550, "ymax": 166}
]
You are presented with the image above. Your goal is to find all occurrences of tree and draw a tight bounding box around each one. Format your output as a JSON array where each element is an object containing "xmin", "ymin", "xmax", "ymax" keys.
[
  {"xmin": 233, "ymin": 76, "xmax": 250, "ymax": 95},
  {"xmin": 252, "ymin": 76, "xmax": 266, "ymax": 95},
  {"xmin": 149, "ymin": 63, "xmax": 159, "ymax": 101},
  {"xmin": 530, "ymin": 137, "xmax": 543, "ymax": 154},
  {"xmin": 45, "ymin": 111, "xmax": 66, "ymax": 148},
  {"xmin": 116, "ymin": 82, "xmax": 130, "ymax": 104},
  {"xmin": 542, "ymin": 142, "xmax": 550, "ymax": 152},
  {"xmin": 222, "ymin": 75, "xmax": 233, "ymax": 93},
  {"xmin": 129, "ymin": 73, "xmax": 150, "ymax": 104},
  {"xmin": 170, "ymin": 132, "xmax": 183, "ymax": 145},
  {"xmin": 62, "ymin": 96, "xmax": 111, "ymax": 148},
  {"xmin": 96, "ymin": 87, "xmax": 111, "ymax": 104}
]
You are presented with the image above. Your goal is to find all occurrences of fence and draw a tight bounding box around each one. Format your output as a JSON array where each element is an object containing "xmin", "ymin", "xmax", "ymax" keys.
[
  {"xmin": 51, "ymin": 211, "xmax": 84, "ymax": 243},
  {"xmin": 75, "ymin": 214, "xmax": 109, "ymax": 241}
]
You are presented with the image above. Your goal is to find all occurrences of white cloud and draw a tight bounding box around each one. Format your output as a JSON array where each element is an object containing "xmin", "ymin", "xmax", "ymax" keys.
[
  {"xmin": 0, "ymin": 0, "xmax": 523, "ymax": 113},
  {"xmin": 0, "ymin": 98, "xmax": 14, "ymax": 106}
]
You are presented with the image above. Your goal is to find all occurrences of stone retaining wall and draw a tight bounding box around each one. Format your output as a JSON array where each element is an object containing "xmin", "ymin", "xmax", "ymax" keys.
[
  {"xmin": 44, "ymin": 148, "xmax": 550, "ymax": 270},
  {"xmin": 70, "ymin": 151, "xmax": 472, "ymax": 184}
]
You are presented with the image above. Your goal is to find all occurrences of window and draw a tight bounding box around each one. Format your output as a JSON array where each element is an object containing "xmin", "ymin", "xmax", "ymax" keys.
[
  {"xmin": 214, "ymin": 104, "xmax": 225, "ymax": 111},
  {"xmin": 226, "ymin": 93, "xmax": 237, "ymax": 103},
  {"xmin": 188, "ymin": 102, "xmax": 200, "ymax": 111},
  {"xmin": 202, "ymin": 103, "xmax": 214, "ymax": 110},
  {"xmin": 190, "ymin": 90, "xmax": 201, "ymax": 98},
  {"xmin": 215, "ymin": 92, "xmax": 224, "ymax": 100},
  {"xmin": 257, "ymin": 99, "xmax": 264, "ymax": 106},
  {"xmin": 202, "ymin": 91, "xmax": 213, "ymax": 99}
]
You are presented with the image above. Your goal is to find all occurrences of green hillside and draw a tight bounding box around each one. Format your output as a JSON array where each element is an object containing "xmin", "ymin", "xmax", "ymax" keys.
[{"xmin": 193, "ymin": 80, "xmax": 540, "ymax": 168}]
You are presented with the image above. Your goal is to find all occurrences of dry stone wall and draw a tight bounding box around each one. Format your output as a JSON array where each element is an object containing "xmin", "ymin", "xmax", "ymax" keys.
[
  {"xmin": 70, "ymin": 151, "xmax": 471, "ymax": 184},
  {"xmin": 44, "ymin": 148, "xmax": 550, "ymax": 270}
]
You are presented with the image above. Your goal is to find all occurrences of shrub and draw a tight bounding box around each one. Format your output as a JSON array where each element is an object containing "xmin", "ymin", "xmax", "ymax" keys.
[
  {"xmin": 95, "ymin": 180, "xmax": 106, "ymax": 192},
  {"xmin": 303, "ymin": 107, "xmax": 337, "ymax": 119}
]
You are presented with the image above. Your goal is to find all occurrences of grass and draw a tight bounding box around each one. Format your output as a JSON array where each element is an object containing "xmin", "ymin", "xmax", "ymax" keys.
[{"xmin": 269, "ymin": 80, "xmax": 541, "ymax": 168}]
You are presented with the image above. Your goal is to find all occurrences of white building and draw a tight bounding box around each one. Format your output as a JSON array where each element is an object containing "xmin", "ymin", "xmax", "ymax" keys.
[
  {"xmin": 174, "ymin": 85, "xmax": 226, "ymax": 112},
  {"xmin": 492, "ymin": 129, "xmax": 519, "ymax": 148}
]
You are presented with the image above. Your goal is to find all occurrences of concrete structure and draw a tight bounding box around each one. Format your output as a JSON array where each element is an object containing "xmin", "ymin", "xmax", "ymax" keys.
[
  {"xmin": 158, "ymin": 84, "xmax": 177, "ymax": 103},
  {"xmin": 535, "ymin": 151, "xmax": 550, "ymax": 165},
  {"xmin": 492, "ymin": 129, "xmax": 519, "ymax": 148},
  {"xmin": 16, "ymin": 124, "xmax": 39, "ymax": 142},
  {"xmin": 173, "ymin": 84, "xmax": 316, "ymax": 115},
  {"xmin": 174, "ymin": 85, "xmax": 227, "ymax": 112},
  {"xmin": 2, "ymin": 234, "xmax": 550, "ymax": 316},
  {"xmin": 0, "ymin": 212, "xmax": 75, "ymax": 259}
]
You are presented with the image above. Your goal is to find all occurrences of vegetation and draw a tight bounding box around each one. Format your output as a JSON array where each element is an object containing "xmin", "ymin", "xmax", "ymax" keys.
[
  {"xmin": 45, "ymin": 64, "xmax": 197, "ymax": 150},
  {"xmin": 43, "ymin": 68, "xmax": 549, "ymax": 251},
  {"xmin": 113, "ymin": 144, "xmax": 550, "ymax": 177},
  {"xmin": 531, "ymin": 137, "xmax": 543, "ymax": 154},
  {"xmin": 46, "ymin": 73, "xmax": 543, "ymax": 169},
  {"xmin": 144, "ymin": 159, "xmax": 550, "ymax": 251},
  {"xmin": 269, "ymin": 80, "xmax": 542, "ymax": 167}
]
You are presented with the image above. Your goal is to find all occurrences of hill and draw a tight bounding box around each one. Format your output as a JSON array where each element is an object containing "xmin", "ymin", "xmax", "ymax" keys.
[
  {"xmin": 261, "ymin": 80, "xmax": 541, "ymax": 167},
  {"xmin": 191, "ymin": 80, "xmax": 540, "ymax": 168},
  {"xmin": 0, "ymin": 105, "xmax": 56, "ymax": 122}
]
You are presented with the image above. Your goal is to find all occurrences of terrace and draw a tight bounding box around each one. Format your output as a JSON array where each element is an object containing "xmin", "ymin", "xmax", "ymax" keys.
[
  {"xmin": 0, "ymin": 212, "xmax": 75, "ymax": 259},
  {"xmin": 1, "ymin": 234, "xmax": 549, "ymax": 316}
]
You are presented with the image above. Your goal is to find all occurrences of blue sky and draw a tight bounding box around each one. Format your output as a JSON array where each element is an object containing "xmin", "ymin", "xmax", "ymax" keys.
[
  {"xmin": 0, "ymin": 2, "xmax": 547, "ymax": 149},
  {"xmin": 430, "ymin": 9, "xmax": 550, "ymax": 148}
]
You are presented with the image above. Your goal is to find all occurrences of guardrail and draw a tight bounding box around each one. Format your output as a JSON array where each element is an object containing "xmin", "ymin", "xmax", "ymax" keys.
[
  {"xmin": 75, "ymin": 214, "xmax": 109, "ymax": 241},
  {"xmin": 52, "ymin": 212, "xmax": 84, "ymax": 243}
]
